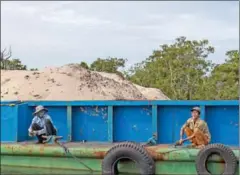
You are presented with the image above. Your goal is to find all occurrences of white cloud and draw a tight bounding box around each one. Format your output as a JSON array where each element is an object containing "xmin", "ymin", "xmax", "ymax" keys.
[
  {"xmin": 1, "ymin": 2, "xmax": 40, "ymax": 15},
  {"xmin": 1, "ymin": 1, "xmax": 238, "ymax": 68},
  {"xmin": 40, "ymin": 9, "xmax": 112, "ymax": 26}
]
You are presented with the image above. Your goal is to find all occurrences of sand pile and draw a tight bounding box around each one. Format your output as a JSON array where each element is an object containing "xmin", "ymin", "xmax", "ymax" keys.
[{"xmin": 1, "ymin": 64, "xmax": 169, "ymax": 101}]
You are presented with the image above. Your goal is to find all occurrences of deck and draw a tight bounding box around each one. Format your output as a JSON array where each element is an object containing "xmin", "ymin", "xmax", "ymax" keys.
[{"xmin": 1, "ymin": 142, "xmax": 239, "ymax": 175}]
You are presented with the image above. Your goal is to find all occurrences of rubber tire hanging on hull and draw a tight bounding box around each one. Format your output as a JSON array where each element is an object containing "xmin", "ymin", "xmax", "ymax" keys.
[
  {"xmin": 102, "ymin": 142, "xmax": 155, "ymax": 175},
  {"xmin": 195, "ymin": 144, "xmax": 237, "ymax": 175}
]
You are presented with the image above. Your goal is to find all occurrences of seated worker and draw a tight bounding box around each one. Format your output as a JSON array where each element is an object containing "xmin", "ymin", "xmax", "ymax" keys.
[
  {"xmin": 28, "ymin": 105, "xmax": 57, "ymax": 143},
  {"xmin": 178, "ymin": 107, "xmax": 211, "ymax": 148}
]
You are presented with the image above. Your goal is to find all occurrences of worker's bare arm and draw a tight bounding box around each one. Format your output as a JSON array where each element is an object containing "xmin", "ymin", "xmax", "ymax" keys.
[{"xmin": 180, "ymin": 119, "xmax": 190, "ymax": 139}]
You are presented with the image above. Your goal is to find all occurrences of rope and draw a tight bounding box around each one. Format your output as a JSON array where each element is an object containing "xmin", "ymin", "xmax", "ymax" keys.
[
  {"xmin": 56, "ymin": 140, "xmax": 197, "ymax": 171},
  {"xmin": 55, "ymin": 141, "xmax": 93, "ymax": 172},
  {"xmin": 165, "ymin": 144, "xmax": 196, "ymax": 157},
  {"xmin": 145, "ymin": 143, "xmax": 196, "ymax": 158},
  {"xmin": 143, "ymin": 141, "xmax": 196, "ymax": 158}
]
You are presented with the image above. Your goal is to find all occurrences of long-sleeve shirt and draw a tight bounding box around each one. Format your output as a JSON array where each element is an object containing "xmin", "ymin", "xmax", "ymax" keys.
[
  {"xmin": 28, "ymin": 114, "xmax": 55, "ymax": 135},
  {"xmin": 180, "ymin": 117, "xmax": 211, "ymax": 141}
]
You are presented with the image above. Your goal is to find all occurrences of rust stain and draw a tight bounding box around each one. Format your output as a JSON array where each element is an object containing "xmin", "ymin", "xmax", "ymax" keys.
[
  {"xmin": 28, "ymin": 148, "xmax": 33, "ymax": 154},
  {"xmin": 21, "ymin": 142, "xmax": 29, "ymax": 146},
  {"xmin": 145, "ymin": 145, "xmax": 170, "ymax": 160},
  {"xmin": 43, "ymin": 144, "xmax": 57, "ymax": 148},
  {"xmin": 219, "ymin": 159, "xmax": 225, "ymax": 163},
  {"xmin": 39, "ymin": 146, "xmax": 44, "ymax": 155},
  {"xmin": 146, "ymin": 144, "xmax": 169, "ymax": 149},
  {"xmin": 94, "ymin": 151, "xmax": 106, "ymax": 158},
  {"xmin": 53, "ymin": 150, "xmax": 62, "ymax": 157},
  {"xmin": 4, "ymin": 145, "xmax": 12, "ymax": 150},
  {"xmin": 146, "ymin": 148, "xmax": 165, "ymax": 160}
]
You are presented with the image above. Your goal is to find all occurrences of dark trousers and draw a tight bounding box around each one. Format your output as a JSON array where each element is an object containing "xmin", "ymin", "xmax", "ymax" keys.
[{"xmin": 31, "ymin": 119, "xmax": 57, "ymax": 143}]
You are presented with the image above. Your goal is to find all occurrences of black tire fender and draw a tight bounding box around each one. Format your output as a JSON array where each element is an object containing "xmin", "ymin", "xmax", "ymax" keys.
[
  {"xmin": 195, "ymin": 143, "xmax": 237, "ymax": 175},
  {"xmin": 102, "ymin": 141, "xmax": 155, "ymax": 175}
]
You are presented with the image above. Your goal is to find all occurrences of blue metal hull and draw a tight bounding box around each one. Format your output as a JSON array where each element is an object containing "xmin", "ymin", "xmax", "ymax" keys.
[{"xmin": 1, "ymin": 100, "xmax": 239, "ymax": 146}]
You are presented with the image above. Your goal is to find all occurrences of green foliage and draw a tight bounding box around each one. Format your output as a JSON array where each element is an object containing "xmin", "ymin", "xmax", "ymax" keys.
[
  {"xmin": 79, "ymin": 62, "xmax": 89, "ymax": 69},
  {"xmin": 1, "ymin": 58, "xmax": 32, "ymax": 70},
  {"xmin": 128, "ymin": 36, "xmax": 215, "ymax": 100},
  {"xmin": 204, "ymin": 50, "xmax": 239, "ymax": 99},
  {"xmin": 3, "ymin": 38, "xmax": 238, "ymax": 100},
  {"xmin": 7, "ymin": 58, "xmax": 27, "ymax": 70},
  {"xmin": 90, "ymin": 57, "xmax": 127, "ymax": 73},
  {"xmin": 30, "ymin": 68, "xmax": 38, "ymax": 71},
  {"xmin": 1, "ymin": 47, "xmax": 27, "ymax": 70}
]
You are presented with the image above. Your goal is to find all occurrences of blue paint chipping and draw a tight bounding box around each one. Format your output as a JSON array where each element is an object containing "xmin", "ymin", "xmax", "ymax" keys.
[
  {"xmin": 0, "ymin": 100, "xmax": 239, "ymax": 146},
  {"xmin": 72, "ymin": 106, "xmax": 108, "ymax": 142},
  {"xmin": 113, "ymin": 106, "xmax": 152, "ymax": 142},
  {"xmin": 27, "ymin": 100, "xmax": 238, "ymax": 106},
  {"xmin": 206, "ymin": 106, "xmax": 239, "ymax": 146}
]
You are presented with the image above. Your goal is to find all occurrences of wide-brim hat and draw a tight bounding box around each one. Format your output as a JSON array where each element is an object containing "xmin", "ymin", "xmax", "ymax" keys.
[
  {"xmin": 191, "ymin": 107, "xmax": 200, "ymax": 113},
  {"xmin": 33, "ymin": 105, "xmax": 48, "ymax": 115}
]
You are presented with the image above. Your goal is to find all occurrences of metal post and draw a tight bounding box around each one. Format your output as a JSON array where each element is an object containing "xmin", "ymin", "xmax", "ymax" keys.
[
  {"xmin": 200, "ymin": 105, "xmax": 205, "ymax": 120},
  {"xmin": 108, "ymin": 106, "xmax": 113, "ymax": 142},
  {"xmin": 67, "ymin": 106, "xmax": 72, "ymax": 142},
  {"xmin": 152, "ymin": 105, "xmax": 158, "ymax": 141}
]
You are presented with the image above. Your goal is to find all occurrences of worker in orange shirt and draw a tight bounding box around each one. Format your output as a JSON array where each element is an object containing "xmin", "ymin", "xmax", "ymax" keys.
[{"xmin": 178, "ymin": 107, "xmax": 211, "ymax": 148}]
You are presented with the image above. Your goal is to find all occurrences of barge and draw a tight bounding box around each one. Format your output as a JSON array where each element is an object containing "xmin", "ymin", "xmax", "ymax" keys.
[{"xmin": 1, "ymin": 100, "xmax": 239, "ymax": 174}]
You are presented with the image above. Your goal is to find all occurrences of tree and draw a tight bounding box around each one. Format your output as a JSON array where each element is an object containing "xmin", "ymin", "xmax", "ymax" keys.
[
  {"xmin": 30, "ymin": 68, "xmax": 38, "ymax": 71},
  {"xmin": 79, "ymin": 61, "xmax": 89, "ymax": 69},
  {"xmin": 204, "ymin": 50, "xmax": 239, "ymax": 99},
  {"xmin": 90, "ymin": 57, "xmax": 127, "ymax": 74},
  {"xmin": 10, "ymin": 59, "xmax": 27, "ymax": 70},
  {"xmin": 128, "ymin": 36, "xmax": 215, "ymax": 100},
  {"xmin": 1, "ymin": 47, "xmax": 27, "ymax": 70},
  {"xmin": 1, "ymin": 47, "xmax": 12, "ymax": 69}
]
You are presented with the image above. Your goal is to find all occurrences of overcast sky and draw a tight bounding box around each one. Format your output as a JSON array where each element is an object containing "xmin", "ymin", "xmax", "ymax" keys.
[{"xmin": 1, "ymin": 1, "xmax": 239, "ymax": 69}]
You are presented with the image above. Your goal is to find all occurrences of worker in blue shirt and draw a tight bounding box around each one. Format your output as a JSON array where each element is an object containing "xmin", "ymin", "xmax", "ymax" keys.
[{"xmin": 28, "ymin": 105, "xmax": 57, "ymax": 143}]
